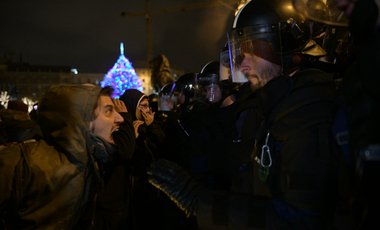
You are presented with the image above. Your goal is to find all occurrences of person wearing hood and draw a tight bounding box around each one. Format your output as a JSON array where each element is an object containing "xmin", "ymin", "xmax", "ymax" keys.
[
  {"xmin": 94, "ymin": 96, "xmax": 136, "ymax": 229},
  {"xmin": 119, "ymin": 89, "xmax": 165, "ymax": 230},
  {"xmin": 0, "ymin": 85, "xmax": 125, "ymax": 229}
]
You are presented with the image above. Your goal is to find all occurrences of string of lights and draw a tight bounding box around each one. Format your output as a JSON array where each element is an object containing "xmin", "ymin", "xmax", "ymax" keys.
[{"xmin": 101, "ymin": 43, "xmax": 144, "ymax": 98}]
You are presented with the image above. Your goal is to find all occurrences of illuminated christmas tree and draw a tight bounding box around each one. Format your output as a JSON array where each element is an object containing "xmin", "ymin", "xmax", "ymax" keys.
[{"xmin": 101, "ymin": 43, "xmax": 143, "ymax": 98}]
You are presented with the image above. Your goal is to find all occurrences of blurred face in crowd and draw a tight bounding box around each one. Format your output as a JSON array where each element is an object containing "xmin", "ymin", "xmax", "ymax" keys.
[
  {"xmin": 239, "ymin": 53, "xmax": 281, "ymax": 91},
  {"xmin": 205, "ymin": 84, "xmax": 222, "ymax": 103},
  {"xmin": 90, "ymin": 95, "xmax": 124, "ymax": 143},
  {"xmin": 139, "ymin": 99, "xmax": 150, "ymax": 114},
  {"xmin": 178, "ymin": 92, "xmax": 186, "ymax": 105}
]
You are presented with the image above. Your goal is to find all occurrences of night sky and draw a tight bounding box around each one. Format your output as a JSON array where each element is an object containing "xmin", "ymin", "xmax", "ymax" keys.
[{"xmin": 1, "ymin": 0, "xmax": 237, "ymax": 74}]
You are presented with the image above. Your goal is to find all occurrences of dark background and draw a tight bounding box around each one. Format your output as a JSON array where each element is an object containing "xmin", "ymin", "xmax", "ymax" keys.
[{"xmin": 1, "ymin": 0, "xmax": 237, "ymax": 74}]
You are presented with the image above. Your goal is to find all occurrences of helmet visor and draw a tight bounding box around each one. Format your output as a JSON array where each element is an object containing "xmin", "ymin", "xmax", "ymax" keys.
[
  {"xmin": 158, "ymin": 94, "xmax": 177, "ymax": 111},
  {"xmin": 228, "ymin": 26, "xmax": 282, "ymax": 83},
  {"xmin": 194, "ymin": 83, "xmax": 222, "ymax": 103},
  {"xmin": 220, "ymin": 47, "xmax": 231, "ymax": 81},
  {"xmin": 170, "ymin": 81, "xmax": 181, "ymax": 96}
]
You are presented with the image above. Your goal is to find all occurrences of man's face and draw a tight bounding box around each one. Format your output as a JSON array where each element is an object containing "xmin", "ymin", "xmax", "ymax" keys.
[
  {"xmin": 205, "ymin": 84, "xmax": 222, "ymax": 103},
  {"xmin": 90, "ymin": 95, "xmax": 124, "ymax": 143},
  {"xmin": 239, "ymin": 53, "xmax": 281, "ymax": 91}
]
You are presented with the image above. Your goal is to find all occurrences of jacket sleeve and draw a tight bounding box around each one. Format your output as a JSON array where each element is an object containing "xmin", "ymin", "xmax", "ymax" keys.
[{"xmin": 112, "ymin": 112, "xmax": 135, "ymax": 161}]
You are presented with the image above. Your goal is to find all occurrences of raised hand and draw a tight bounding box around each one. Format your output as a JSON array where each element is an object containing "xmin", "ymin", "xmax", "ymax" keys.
[
  {"xmin": 133, "ymin": 120, "xmax": 145, "ymax": 138},
  {"xmin": 141, "ymin": 107, "xmax": 155, "ymax": 126},
  {"xmin": 112, "ymin": 99, "xmax": 128, "ymax": 113}
]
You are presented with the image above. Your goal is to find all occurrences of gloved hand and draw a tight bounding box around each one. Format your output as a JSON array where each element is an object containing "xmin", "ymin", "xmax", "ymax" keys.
[{"xmin": 147, "ymin": 159, "xmax": 204, "ymax": 217}]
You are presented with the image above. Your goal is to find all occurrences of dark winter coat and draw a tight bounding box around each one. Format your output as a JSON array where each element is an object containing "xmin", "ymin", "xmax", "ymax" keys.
[
  {"xmin": 229, "ymin": 90, "xmax": 271, "ymax": 198},
  {"xmin": 163, "ymin": 100, "xmax": 210, "ymax": 186},
  {"xmin": 94, "ymin": 112, "xmax": 136, "ymax": 230},
  {"xmin": 0, "ymin": 85, "xmax": 112, "ymax": 229},
  {"xmin": 0, "ymin": 109, "xmax": 35, "ymax": 143},
  {"xmin": 119, "ymin": 89, "xmax": 165, "ymax": 229},
  {"xmin": 255, "ymin": 70, "xmax": 339, "ymax": 228},
  {"xmin": 206, "ymin": 101, "xmax": 242, "ymax": 191},
  {"xmin": 196, "ymin": 69, "xmax": 339, "ymax": 230}
]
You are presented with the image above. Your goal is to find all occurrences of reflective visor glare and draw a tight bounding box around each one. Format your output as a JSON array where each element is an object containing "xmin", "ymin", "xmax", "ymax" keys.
[{"xmin": 158, "ymin": 95, "xmax": 177, "ymax": 111}]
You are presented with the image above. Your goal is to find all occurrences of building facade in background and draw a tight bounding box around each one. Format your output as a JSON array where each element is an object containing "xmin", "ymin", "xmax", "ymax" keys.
[{"xmin": 0, "ymin": 58, "xmax": 153, "ymax": 110}]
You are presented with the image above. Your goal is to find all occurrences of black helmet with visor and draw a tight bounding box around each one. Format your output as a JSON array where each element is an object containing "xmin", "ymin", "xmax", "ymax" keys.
[
  {"xmin": 195, "ymin": 61, "xmax": 223, "ymax": 103},
  {"xmin": 228, "ymin": 0, "xmax": 326, "ymax": 80}
]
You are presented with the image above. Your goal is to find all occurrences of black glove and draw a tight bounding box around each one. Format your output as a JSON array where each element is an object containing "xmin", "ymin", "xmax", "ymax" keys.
[{"xmin": 147, "ymin": 159, "xmax": 204, "ymax": 217}]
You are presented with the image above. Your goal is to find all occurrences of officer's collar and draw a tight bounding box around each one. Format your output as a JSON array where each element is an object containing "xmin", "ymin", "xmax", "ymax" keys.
[{"xmin": 257, "ymin": 74, "xmax": 293, "ymax": 119}]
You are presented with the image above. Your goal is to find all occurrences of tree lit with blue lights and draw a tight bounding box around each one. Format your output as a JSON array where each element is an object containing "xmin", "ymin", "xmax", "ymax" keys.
[{"xmin": 101, "ymin": 43, "xmax": 143, "ymax": 98}]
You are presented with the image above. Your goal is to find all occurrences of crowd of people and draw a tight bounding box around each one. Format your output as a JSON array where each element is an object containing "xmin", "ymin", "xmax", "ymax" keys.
[{"xmin": 1, "ymin": 0, "xmax": 379, "ymax": 229}]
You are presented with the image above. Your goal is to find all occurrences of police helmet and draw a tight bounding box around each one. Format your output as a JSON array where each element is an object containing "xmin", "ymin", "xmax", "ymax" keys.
[
  {"xmin": 220, "ymin": 42, "xmax": 232, "ymax": 81},
  {"xmin": 228, "ymin": 0, "xmax": 326, "ymax": 76},
  {"xmin": 148, "ymin": 94, "xmax": 158, "ymax": 113},
  {"xmin": 171, "ymin": 72, "xmax": 197, "ymax": 99},
  {"xmin": 195, "ymin": 61, "xmax": 222, "ymax": 103},
  {"xmin": 158, "ymin": 83, "xmax": 177, "ymax": 111}
]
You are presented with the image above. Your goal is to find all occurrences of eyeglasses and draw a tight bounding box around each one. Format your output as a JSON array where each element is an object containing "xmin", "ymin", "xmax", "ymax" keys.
[{"xmin": 139, "ymin": 104, "xmax": 150, "ymax": 109}]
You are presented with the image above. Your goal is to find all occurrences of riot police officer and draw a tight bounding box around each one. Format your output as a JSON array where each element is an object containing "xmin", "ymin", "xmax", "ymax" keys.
[{"xmin": 148, "ymin": 0, "xmax": 339, "ymax": 229}]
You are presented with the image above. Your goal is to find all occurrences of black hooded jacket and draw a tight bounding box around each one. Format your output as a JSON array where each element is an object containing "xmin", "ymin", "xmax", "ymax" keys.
[
  {"xmin": 119, "ymin": 89, "xmax": 165, "ymax": 199},
  {"xmin": 119, "ymin": 89, "xmax": 166, "ymax": 229},
  {"xmin": 94, "ymin": 109, "xmax": 135, "ymax": 229},
  {"xmin": 0, "ymin": 85, "xmax": 113, "ymax": 229}
]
